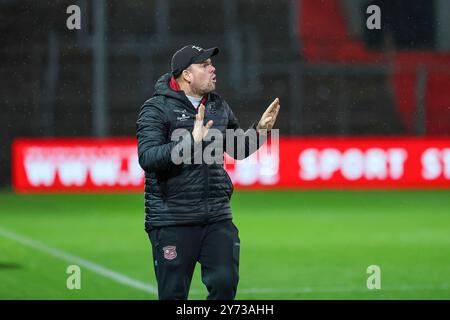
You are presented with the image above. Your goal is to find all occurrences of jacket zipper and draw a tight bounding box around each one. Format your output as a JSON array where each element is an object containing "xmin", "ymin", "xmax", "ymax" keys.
[
  {"xmin": 203, "ymin": 162, "xmax": 209, "ymax": 221},
  {"xmin": 202, "ymin": 100, "xmax": 210, "ymax": 221}
]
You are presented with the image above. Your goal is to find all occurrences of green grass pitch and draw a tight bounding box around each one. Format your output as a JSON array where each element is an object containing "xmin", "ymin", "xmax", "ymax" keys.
[{"xmin": 1, "ymin": 190, "xmax": 450, "ymax": 299}]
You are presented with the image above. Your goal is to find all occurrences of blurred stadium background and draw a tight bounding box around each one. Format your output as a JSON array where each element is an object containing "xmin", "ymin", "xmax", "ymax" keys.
[{"xmin": 1, "ymin": 0, "xmax": 450, "ymax": 299}]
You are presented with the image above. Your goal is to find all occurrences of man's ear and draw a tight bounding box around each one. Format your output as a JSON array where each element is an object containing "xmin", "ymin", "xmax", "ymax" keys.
[{"xmin": 182, "ymin": 70, "xmax": 192, "ymax": 83}]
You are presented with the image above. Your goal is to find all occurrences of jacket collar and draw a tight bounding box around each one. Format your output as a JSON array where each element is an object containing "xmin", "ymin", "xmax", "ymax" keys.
[{"xmin": 168, "ymin": 75, "xmax": 209, "ymax": 108}]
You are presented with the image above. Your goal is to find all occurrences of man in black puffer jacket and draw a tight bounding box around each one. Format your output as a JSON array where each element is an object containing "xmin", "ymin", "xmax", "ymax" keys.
[{"xmin": 137, "ymin": 45, "xmax": 280, "ymax": 300}]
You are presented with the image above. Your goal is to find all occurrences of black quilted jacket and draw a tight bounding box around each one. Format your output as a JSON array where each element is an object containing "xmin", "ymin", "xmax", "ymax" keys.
[{"xmin": 137, "ymin": 73, "xmax": 265, "ymax": 230}]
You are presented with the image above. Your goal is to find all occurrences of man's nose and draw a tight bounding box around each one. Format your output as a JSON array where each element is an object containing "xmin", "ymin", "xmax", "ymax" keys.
[{"xmin": 210, "ymin": 65, "xmax": 216, "ymax": 73}]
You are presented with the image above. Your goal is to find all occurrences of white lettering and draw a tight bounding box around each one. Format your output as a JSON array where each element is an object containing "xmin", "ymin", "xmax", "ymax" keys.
[
  {"xmin": 58, "ymin": 159, "xmax": 88, "ymax": 186},
  {"xmin": 422, "ymin": 148, "xmax": 441, "ymax": 180},
  {"xmin": 90, "ymin": 158, "xmax": 121, "ymax": 186},
  {"xmin": 365, "ymin": 148, "xmax": 387, "ymax": 179},
  {"xmin": 66, "ymin": 5, "xmax": 81, "ymax": 30},
  {"xmin": 299, "ymin": 149, "xmax": 319, "ymax": 180},
  {"xmin": 24, "ymin": 157, "xmax": 57, "ymax": 186},
  {"xmin": 366, "ymin": 5, "xmax": 381, "ymax": 30},
  {"xmin": 299, "ymin": 148, "xmax": 408, "ymax": 181},
  {"xmin": 366, "ymin": 265, "xmax": 381, "ymax": 289},
  {"xmin": 66, "ymin": 265, "xmax": 81, "ymax": 290},
  {"xmin": 387, "ymin": 148, "xmax": 407, "ymax": 180},
  {"xmin": 342, "ymin": 148, "xmax": 364, "ymax": 180}
]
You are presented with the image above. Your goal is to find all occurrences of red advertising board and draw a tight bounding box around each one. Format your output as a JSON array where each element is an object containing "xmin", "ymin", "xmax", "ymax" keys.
[
  {"xmin": 13, "ymin": 138, "xmax": 143, "ymax": 192},
  {"xmin": 12, "ymin": 137, "xmax": 450, "ymax": 192}
]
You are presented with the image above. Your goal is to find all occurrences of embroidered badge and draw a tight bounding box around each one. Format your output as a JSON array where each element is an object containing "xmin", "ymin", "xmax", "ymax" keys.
[
  {"xmin": 177, "ymin": 114, "xmax": 190, "ymax": 121},
  {"xmin": 163, "ymin": 246, "xmax": 177, "ymax": 260},
  {"xmin": 208, "ymin": 103, "xmax": 217, "ymax": 114}
]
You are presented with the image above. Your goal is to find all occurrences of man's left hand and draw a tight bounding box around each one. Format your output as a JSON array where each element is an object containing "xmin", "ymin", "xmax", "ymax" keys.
[{"xmin": 257, "ymin": 97, "xmax": 280, "ymax": 132}]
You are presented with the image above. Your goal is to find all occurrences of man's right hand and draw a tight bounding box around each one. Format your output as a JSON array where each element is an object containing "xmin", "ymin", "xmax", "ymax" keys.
[{"xmin": 192, "ymin": 104, "xmax": 213, "ymax": 143}]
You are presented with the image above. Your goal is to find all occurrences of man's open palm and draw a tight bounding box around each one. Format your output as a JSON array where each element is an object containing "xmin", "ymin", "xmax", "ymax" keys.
[
  {"xmin": 258, "ymin": 98, "xmax": 280, "ymax": 131},
  {"xmin": 192, "ymin": 104, "xmax": 213, "ymax": 143}
]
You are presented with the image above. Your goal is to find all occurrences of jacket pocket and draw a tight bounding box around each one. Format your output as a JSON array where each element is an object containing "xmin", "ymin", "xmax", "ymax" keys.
[
  {"xmin": 149, "ymin": 228, "xmax": 162, "ymax": 248},
  {"xmin": 224, "ymin": 170, "xmax": 234, "ymax": 198},
  {"xmin": 231, "ymin": 221, "xmax": 240, "ymax": 266}
]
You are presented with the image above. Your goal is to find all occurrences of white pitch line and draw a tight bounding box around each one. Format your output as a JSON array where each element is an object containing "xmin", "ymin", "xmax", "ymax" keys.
[{"xmin": 0, "ymin": 226, "xmax": 158, "ymax": 296}]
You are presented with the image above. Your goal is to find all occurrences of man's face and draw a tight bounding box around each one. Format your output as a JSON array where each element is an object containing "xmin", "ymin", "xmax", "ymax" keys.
[{"xmin": 185, "ymin": 58, "xmax": 216, "ymax": 95}]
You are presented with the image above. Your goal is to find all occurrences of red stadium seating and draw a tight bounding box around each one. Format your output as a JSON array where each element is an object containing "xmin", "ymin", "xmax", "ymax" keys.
[{"xmin": 298, "ymin": 0, "xmax": 450, "ymax": 135}]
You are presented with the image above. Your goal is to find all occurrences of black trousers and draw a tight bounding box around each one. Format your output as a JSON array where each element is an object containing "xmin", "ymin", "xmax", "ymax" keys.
[{"xmin": 147, "ymin": 219, "xmax": 240, "ymax": 300}]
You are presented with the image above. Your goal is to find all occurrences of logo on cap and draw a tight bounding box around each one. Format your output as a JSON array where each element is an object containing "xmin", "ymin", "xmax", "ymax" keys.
[{"xmin": 192, "ymin": 45, "xmax": 203, "ymax": 51}]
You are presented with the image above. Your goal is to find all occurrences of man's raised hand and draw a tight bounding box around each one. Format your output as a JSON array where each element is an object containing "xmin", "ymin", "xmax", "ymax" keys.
[
  {"xmin": 192, "ymin": 103, "xmax": 213, "ymax": 143},
  {"xmin": 257, "ymin": 97, "xmax": 280, "ymax": 132}
]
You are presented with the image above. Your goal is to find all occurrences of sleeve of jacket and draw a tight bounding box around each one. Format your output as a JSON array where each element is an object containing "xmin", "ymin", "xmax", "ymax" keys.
[
  {"xmin": 136, "ymin": 101, "xmax": 193, "ymax": 172},
  {"xmin": 225, "ymin": 100, "xmax": 268, "ymax": 160}
]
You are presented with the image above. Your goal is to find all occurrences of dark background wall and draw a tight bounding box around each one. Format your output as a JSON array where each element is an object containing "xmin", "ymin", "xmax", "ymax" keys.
[{"xmin": 2, "ymin": 0, "xmax": 447, "ymax": 187}]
